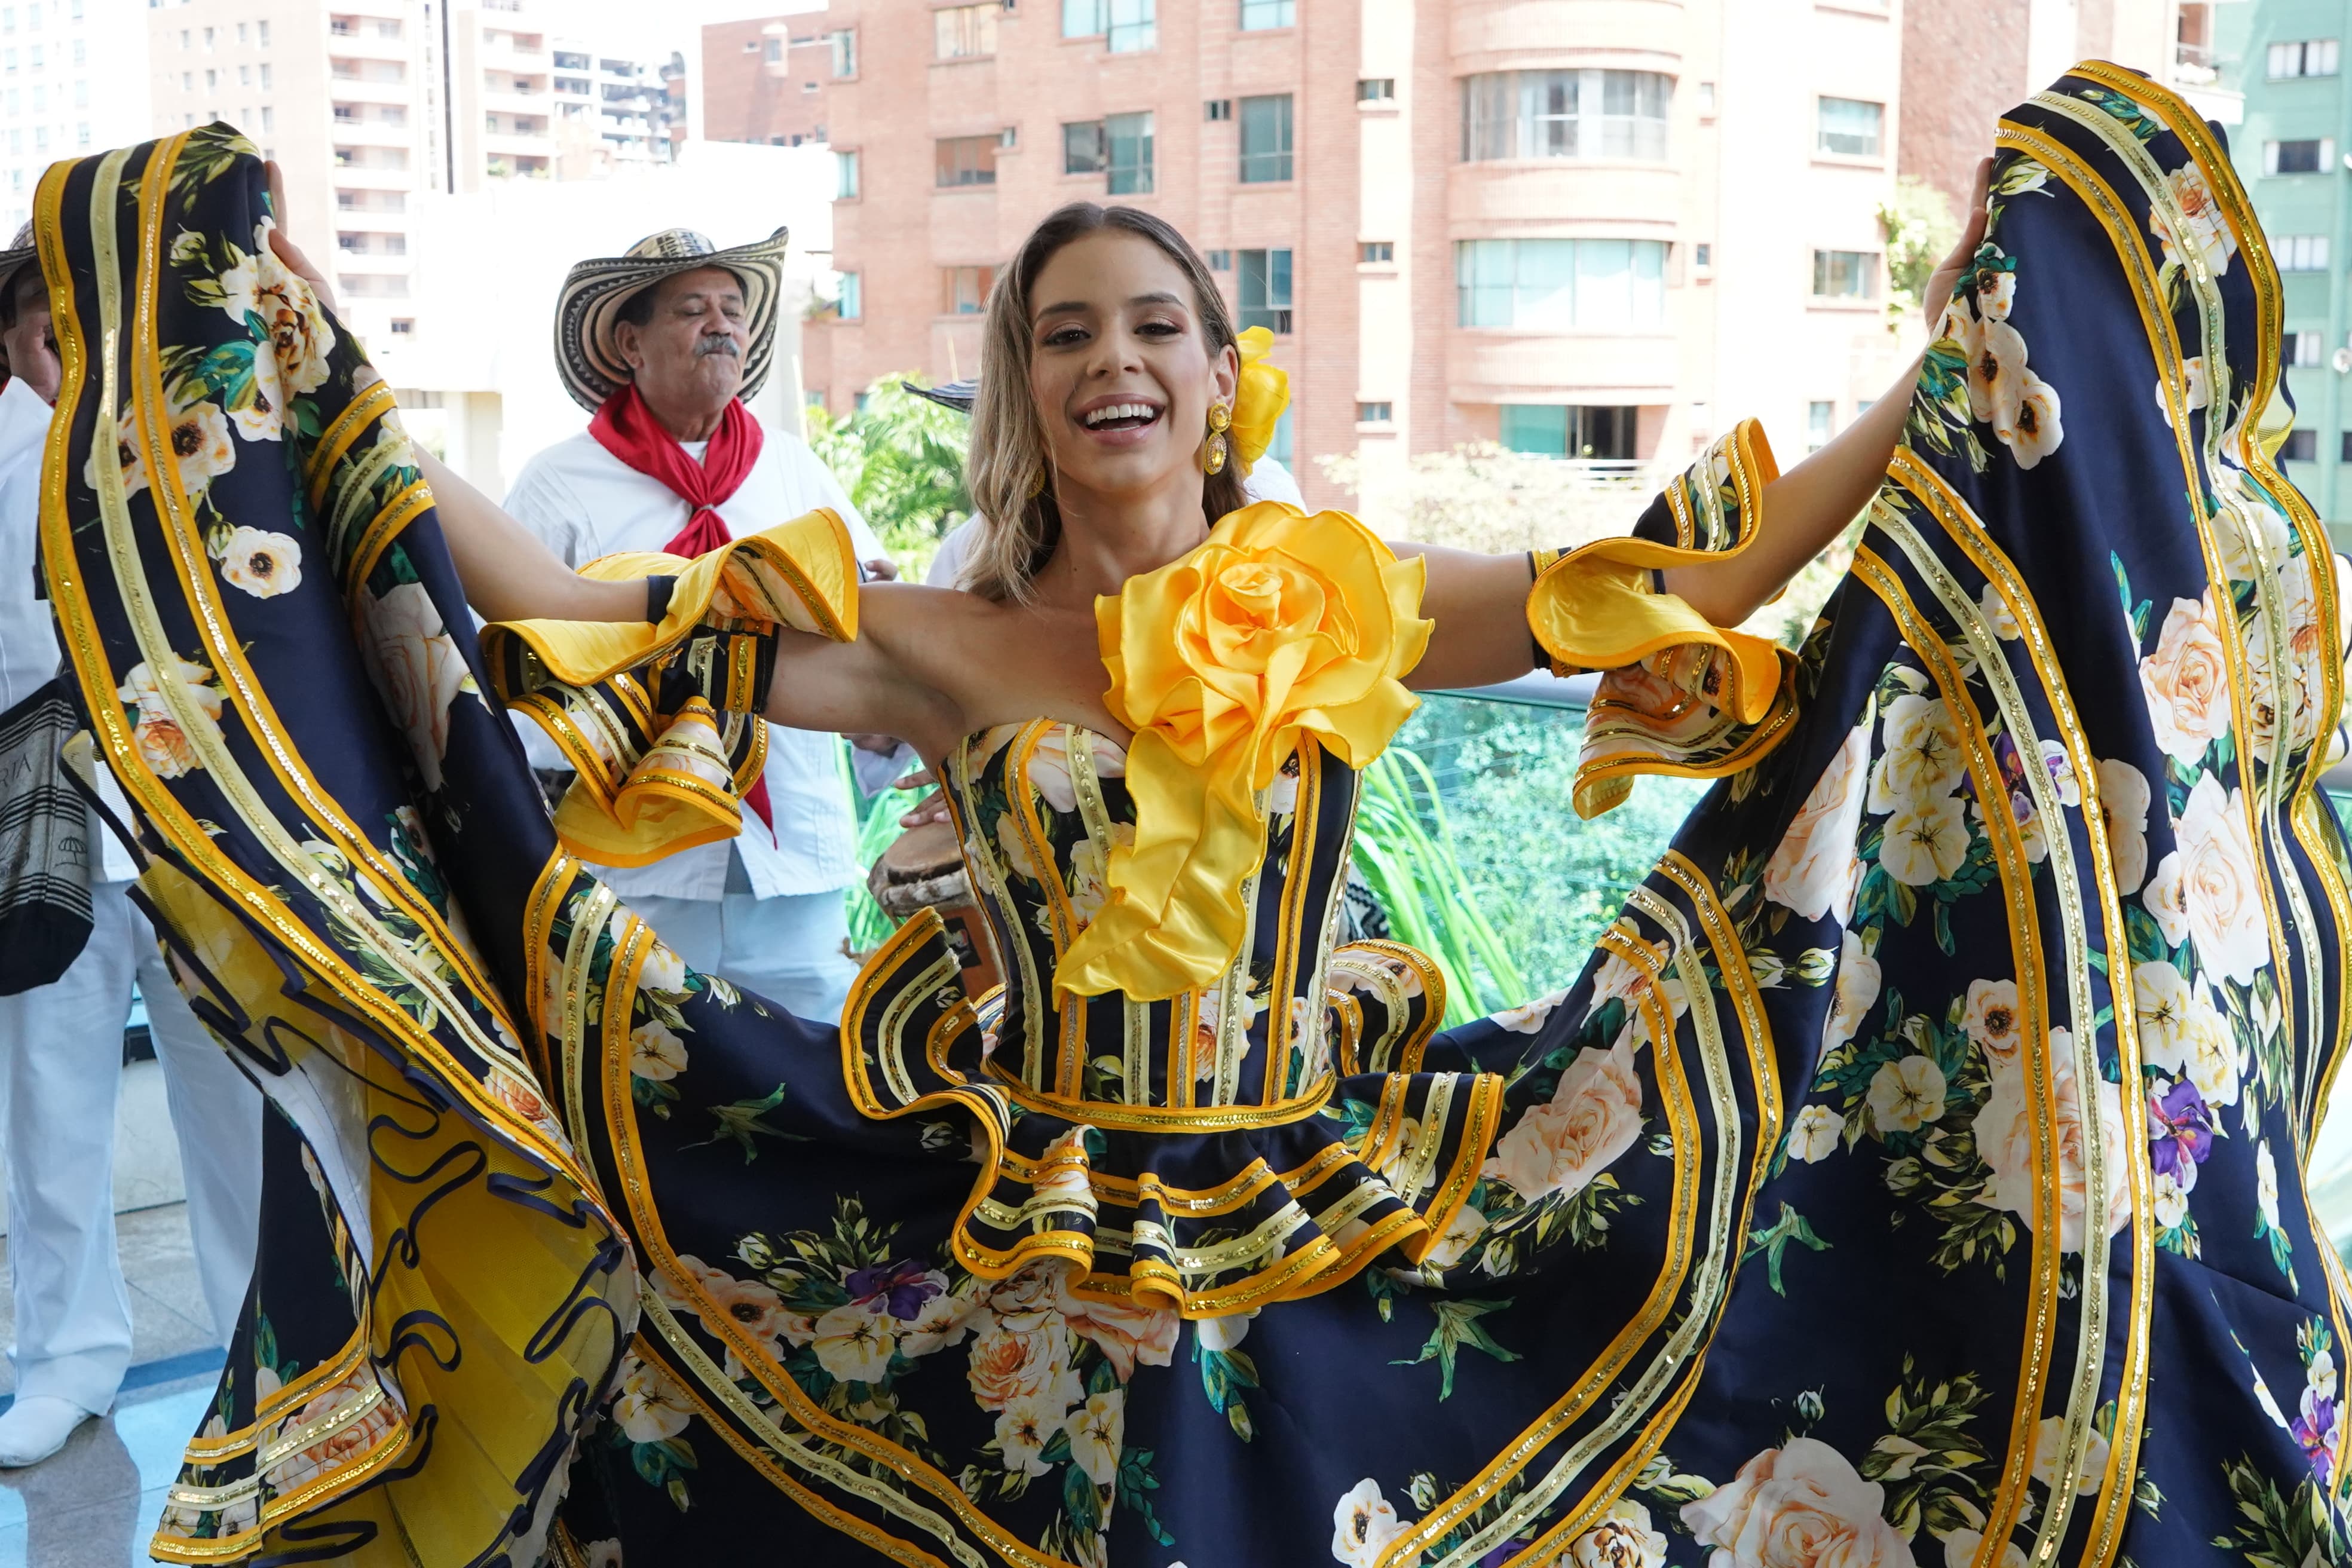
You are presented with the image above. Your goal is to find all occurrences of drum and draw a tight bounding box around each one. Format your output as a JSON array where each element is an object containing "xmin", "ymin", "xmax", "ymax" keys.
[{"xmin": 866, "ymin": 819, "xmax": 1002, "ymax": 995}]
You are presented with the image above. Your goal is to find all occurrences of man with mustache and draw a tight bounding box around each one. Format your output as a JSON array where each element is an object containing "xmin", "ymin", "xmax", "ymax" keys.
[
  {"xmin": 504, "ymin": 228, "xmax": 894, "ymax": 1022},
  {"xmin": 0, "ymin": 228, "xmax": 261, "ymax": 1465}
]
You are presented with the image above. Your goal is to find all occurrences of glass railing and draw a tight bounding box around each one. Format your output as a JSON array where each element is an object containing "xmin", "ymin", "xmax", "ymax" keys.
[{"xmin": 841, "ymin": 687, "xmax": 2352, "ymax": 1266}]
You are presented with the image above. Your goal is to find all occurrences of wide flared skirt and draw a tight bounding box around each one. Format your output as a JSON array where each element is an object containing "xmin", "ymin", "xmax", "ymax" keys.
[{"xmin": 34, "ymin": 69, "xmax": 2352, "ymax": 1568}]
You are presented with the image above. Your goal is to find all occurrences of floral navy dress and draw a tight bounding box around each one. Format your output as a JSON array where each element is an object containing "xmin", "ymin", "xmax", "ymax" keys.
[{"xmin": 33, "ymin": 62, "xmax": 2352, "ymax": 1568}]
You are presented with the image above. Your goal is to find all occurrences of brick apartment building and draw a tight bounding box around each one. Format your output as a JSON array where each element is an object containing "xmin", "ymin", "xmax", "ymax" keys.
[
  {"xmin": 774, "ymin": 0, "xmax": 2209, "ymax": 509},
  {"xmin": 702, "ymin": 15, "xmax": 833, "ymax": 148}
]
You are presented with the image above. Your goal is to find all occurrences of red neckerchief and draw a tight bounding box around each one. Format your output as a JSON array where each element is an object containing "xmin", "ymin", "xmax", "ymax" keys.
[{"xmin": 587, "ymin": 382, "xmax": 777, "ymax": 842}]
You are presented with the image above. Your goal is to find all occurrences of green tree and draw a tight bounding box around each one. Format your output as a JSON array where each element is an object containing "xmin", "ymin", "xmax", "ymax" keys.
[
  {"xmin": 1879, "ymin": 175, "xmax": 1960, "ymax": 333},
  {"xmin": 806, "ymin": 375, "xmax": 973, "ymax": 577}
]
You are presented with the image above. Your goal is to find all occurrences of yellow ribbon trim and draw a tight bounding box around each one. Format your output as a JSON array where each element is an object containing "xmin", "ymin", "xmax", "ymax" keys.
[
  {"xmin": 1058, "ymin": 503, "xmax": 1430, "ymax": 1001},
  {"xmin": 1230, "ymin": 325, "xmax": 1288, "ymax": 472},
  {"xmin": 479, "ymin": 509, "xmax": 860, "ymax": 868},
  {"xmin": 478, "ymin": 507, "xmax": 860, "ymax": 687},
  {"xmin": 1525, "ymin": 416, "xmax": 1790, "ymax": 813}
]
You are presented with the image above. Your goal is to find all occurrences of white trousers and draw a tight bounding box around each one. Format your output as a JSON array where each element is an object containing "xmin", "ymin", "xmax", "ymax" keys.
[
  {"xmin": 0, "ymin": 881, "xmax": 263, "ymax": 1413},
  {"xmin": 629, "ymin": 889, "xmax": 859, "ymax": 1025}
]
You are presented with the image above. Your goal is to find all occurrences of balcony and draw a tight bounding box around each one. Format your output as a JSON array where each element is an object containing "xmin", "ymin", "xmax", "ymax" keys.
[
  {"xmin": 1449, "ymin": 161, "xmax": 1680, "ymax": 231},
  {"xmin": 1446, "ymin": 329, "xmax": 1677, "ymax": 406},
  {"xmin": 1448, "ymin": 0, "xmax": 1682, "ymax": 76}
]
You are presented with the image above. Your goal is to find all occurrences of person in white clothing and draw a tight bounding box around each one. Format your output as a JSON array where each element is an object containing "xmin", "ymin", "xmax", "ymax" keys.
[
  {"xmin": 0, "ymin": 237, "xmax": 262, "ymax": 1466},
  {"xmin": 503, "ymin": 226, "xmax": 890, "ymax": 1024}
]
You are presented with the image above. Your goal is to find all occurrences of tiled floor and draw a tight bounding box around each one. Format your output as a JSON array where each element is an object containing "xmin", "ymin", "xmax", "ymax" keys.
[
  {"xmin": 0, "ymin": 1052, "xmax": 226, "ymax": 1564},
  {"xmin": 0, "ymin": 1370, "xmax": 215, "ymax": 1566}
]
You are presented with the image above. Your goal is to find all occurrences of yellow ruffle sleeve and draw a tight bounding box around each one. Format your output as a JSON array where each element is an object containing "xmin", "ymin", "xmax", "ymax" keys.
[
  {"xmin": 1056, "ymin": 502, "xmax": 1431, "ymax": 1002},
  {"xmin": 478, "ymin": 508, "xmax": 860, "ymax": 868},
  {"xmin": 1528, "ymin": 419, "xmax": 1802, "ymax": 819}
]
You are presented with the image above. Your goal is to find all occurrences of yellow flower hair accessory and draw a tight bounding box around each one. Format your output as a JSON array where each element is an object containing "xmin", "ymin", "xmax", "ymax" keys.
[
  {"xmin": 1228, "ymin": 326, "xmax": 1290, "ymax": 474},
  {"xmin": 1057, "ymin": 503, "xmax": 1431, "ymax": 1001}
]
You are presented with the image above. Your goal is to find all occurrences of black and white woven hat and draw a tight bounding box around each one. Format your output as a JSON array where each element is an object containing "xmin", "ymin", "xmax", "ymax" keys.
[{"xmin": 553, "ymin": 225, "xmax": 789, "ymax": 412}]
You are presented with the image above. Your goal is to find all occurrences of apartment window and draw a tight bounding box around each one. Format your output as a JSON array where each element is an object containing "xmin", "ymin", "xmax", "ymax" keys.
[
  {"xmin": 236, "ymin": 22, "xmax": 246, "ymax": 42},
  {"xmin": 390, "ymin": 318, "xmax": 415, "ymax": 335},
  {"xmin": 258, "ymin": 21, "xmax": 269, "ymax": 46},
  {"xmin": 2342, "ymin": 431, "xmax": 2352, "ymax": 462},
  {"xmin": 1698, "ymin": 81, "xmax": 1715, "ymax": 114},
  {"xmin": 2283, "ymin": 428, "xmax": 2317, "ymax": 463},
  {"xmin": 828, "ymin": 28, "xmax": 856, "ymax": 76},
  {"xmin": 204, "ymin": 67, "xmax": 215, "ymax": 90},
  {"xmin": 259, "ymin": 106, "xmax": 272, "ymax": 131},
  {"xmin": 941, "ymin": 265, "xmax": 996, "ymax": 314},
  {"xmin": 1239, "ymin": 93, "xmax": 1292, "ymax": 182},
  {"xmin": 836, "ymin": 148, "xmax": 859, "ymax": 198},
  {"xmin": 1502, "ymin": 405, "xmax": 1635, "ymax": 460},
  {"xmin": 335, "ymin": 103, "xmax": 357, "ymax": 121},
  {"xmin": 1808, "ymin": 400, "xmax": 1835, "ymax": 452},
  {"xmin": 2267, "ymin": 139, "xmax": 2333, "ymax": 175},
  {"xmin": 1695, "ymin": 243, "xmax": 1713, "ymax": 268},
  {"xmin": 1206, "ymin": 249, "xmax": 1231, "ymax": 270},
  {"xmin": 1462, "ymin": 69, "xmax": 1671, "ymax": 162},
  {"xmin": 935, "ymin": 133, "xmax": 999, "ymax": 186},
  {"xmin": 1812, "ymin": 249, "xmax": 1878, "ymax": 300},
  {"xmin": 1107, "ymin": 110, "xmax": 1153, "ymax": 194},
  {"xmin": 936, "ymin": 2, "xmax": 998, "ymax": 60},
  {"xmin": 1205, "ymin": 98, "xmax": 1232, "ymax": 121},
  {"xmin": 1358, "ymin": 78, "xmax": 1394, "ymax": 104},
  {"xmin": 1240, "ymin": 0, "xmax": 1292, "ymax": 29},
  {"xmin": 1360, "ymin": 241, "xmax": 1393, "ymax": 263},
  {"xmin": 1817, "ymin": 96, "xmax": 1884, "ymax": 158},
  {"xmin": 1237, "ymin": 247, "xmax": 1293, "ymax": 333},
  {"xmin": 236, "ymin": 63, "xmax": 247, "ymax": 85},
  {"xmin": 838, "ymin": 272, "xmax": 862, "ymax": 319},
  {"xmin": 1064, "ymin": 119, "xmax": 1105, "ymax": 173},
  {"xmin": 1456, "ymin": 238, "xmax": 1667, "ymax": 330},
  {"xmin": 2270, "ymin": 39, "xmax": 2341, "ymax": 78},
  {"xmin": 2278, "ymin": 234, "xmax": 2331, "ymax": 271},
  {"xmin": 1358, "ymin": 401, "xmax": 1392, "ymax": 424},
  {"xmin": 259, "ymin": 63, "xmax": 270, "ymax": 88},
  {"xmin": 2288, "ymin": 329, "xmax": 2322, "ymax": 368},
  {"xmin": 69, "ymin": 38, "xmax": 78, "ymax": 64},
  {"xmin": 1267, "ymin": 409, "xmax": 1292, "ymax": 466},
  {"xmin": 1063, "ymin": 0, "xmax": 1100, "ymax": 34},
  {"xmin": 1107, "ymin": 0, "xmax": 1154, "ymax": 53}
]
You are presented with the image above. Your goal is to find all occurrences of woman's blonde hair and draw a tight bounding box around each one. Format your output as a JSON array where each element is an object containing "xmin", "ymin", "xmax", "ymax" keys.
[{"xmin": 962, "ymin": 203, "xmax": 1250, "ymax": 602}]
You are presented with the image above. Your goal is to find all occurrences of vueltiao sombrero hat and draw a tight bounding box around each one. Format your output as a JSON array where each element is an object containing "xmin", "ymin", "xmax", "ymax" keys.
[{"xmin": 554, "ymin": 225, "xmax": 789, "ymax": 412}]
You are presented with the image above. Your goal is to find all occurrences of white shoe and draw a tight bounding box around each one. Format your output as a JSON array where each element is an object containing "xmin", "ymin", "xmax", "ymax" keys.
[{"xmin": 0, "ymin": 1395, "xmax": 93, "ymax": 1466}]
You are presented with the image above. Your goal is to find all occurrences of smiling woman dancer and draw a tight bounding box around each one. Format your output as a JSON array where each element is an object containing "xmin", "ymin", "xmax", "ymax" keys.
[{"xmin": 40, "ymin": 66, "xmax": 2352, "ymax": 1568}]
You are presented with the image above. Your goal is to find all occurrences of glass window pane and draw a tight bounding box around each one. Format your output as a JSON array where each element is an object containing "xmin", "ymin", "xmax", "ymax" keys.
[
  {"xmin": 1064, "ymin": 120, "xmax": 1104, "ymax": 173},
  {"xmin": 1107, "ymin": 0, "xmax": 1153, "ymax": 51},
  {"xmin": 1240, "ymin": 93, "xmax": 1293, "ymax": 182},
  {"xmin": 1107, "ymin": 110, "xmax": 1153, "ymax": 194},
  {"xmin": 1514, "ymin": 240, "xmax": 1575, "ymax": 330},
  {"xmin": 1631, "ymin": 240, "xmax": 1665, "ymax": 327},
  {"xmin": 1572, "ymin": 239, "xmax": 1631, "ymax": 328},
  {"xmin": 1817, "ymin": 96, "xmax": 1883, "ymax": 157},
  {"xmin": 1062, "ymin": 0, "xmax": 1098, "ymax": 36},
  {"xmin": 1500, "ymin": 406, "xmax": 1568, "ymax": 455}
]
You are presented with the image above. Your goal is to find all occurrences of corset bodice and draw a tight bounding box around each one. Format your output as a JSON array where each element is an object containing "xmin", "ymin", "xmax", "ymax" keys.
[{"xmin": 942, "ymin": 720, "xmax": 1362, "ymax": 1126}]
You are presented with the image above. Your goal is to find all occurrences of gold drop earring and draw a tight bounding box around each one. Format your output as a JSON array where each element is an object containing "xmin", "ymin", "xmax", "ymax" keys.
[{"xmin": 1200, "ymin": 402, "xmax": 1233, "ymax": 475}]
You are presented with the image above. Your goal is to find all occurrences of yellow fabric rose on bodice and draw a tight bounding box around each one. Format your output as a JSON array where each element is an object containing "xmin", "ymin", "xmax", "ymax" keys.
[{"xmin": 1056, "ymin": 502, "xmax": 1431, "ymax": 1000}]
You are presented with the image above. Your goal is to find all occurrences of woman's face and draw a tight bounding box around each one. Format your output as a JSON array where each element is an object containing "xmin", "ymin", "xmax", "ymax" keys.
[{"xmin": 1025, "ymin": 229, "xmax": 1237, "ymax": 508}]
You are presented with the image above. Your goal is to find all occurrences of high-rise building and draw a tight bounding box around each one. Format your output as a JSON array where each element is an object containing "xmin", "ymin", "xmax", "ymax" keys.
[
  {"xmin": 808, "ymin": 0, "xmax": 1901, "ymax": 506},
  {"xmin": 2215, "ymin": 0, "xmax": 2352, "ymax": 537},
  {"xmin": 0, "ymin": 0, "xmax": 152, "ymax": 238},
  {"xmin": 146, "ymin": 1, "xmax": 680, "ymax": 356},
  {"xmin": 702, "ymin": 16, "xmax": 831, "ymax": 148},
  {"xmin": 806, "ymin": 0, "xmax": 2204, "ymax": 513}
]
